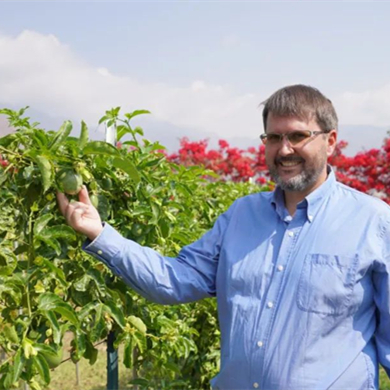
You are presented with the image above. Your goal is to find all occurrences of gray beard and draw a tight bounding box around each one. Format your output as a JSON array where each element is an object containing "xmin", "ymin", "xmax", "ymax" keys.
[{"xmin": 269, "ymin": 160, "xmax": 326, "ymax": 192}]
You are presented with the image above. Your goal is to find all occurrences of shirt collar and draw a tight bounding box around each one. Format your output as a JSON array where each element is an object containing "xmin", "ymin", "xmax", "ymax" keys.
[{"xmin": 271, "ymin": 165, "xmax": 336, "ymax": 223}]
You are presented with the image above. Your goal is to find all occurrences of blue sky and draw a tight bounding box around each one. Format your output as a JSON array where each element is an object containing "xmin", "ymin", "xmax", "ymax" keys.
[{"xmin": 0, "ymin": 1, "xmax": 389, "ymax": 155}]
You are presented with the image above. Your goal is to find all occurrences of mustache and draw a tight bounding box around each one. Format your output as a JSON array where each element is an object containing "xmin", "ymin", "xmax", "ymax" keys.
[{"xmin": 275, "ymin": 156, "xmax": 305, "ymax": 164}]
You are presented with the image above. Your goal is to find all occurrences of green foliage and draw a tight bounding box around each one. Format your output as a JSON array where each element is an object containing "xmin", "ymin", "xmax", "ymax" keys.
[{"xmin": 0, "ymin": 107, "xmax": 264, "ymax": 389}]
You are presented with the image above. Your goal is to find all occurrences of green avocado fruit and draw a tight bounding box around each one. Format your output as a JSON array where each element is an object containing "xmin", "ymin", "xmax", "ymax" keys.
[
  {"xmin": 42, "ymin": 347, "xmax": 64, "ymax": 369},
  {"xmin": 57, "ymin": 169, "xmax": 83, "ymax": 195}
]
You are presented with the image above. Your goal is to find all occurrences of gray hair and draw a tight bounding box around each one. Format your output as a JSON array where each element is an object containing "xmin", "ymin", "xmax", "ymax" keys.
[{"xmin": 261, "ymin": 85, "xmax": 338, "ymax": 132}]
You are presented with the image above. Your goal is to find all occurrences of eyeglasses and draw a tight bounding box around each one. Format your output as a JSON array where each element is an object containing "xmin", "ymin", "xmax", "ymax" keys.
[{"xmin": 259, "ymin": 130, "xmax": 329, "ymax": 146}]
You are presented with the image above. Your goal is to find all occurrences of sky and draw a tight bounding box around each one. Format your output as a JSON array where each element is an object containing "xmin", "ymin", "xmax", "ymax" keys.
[{"xmin": 0, "ymin": 1, "xmax": 389, "ymax": 155}]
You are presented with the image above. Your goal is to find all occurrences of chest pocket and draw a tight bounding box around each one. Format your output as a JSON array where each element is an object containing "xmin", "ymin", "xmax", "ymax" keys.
[{"xmin": 297, "ymin": 254, "xmax": 359, "ymax": 315}]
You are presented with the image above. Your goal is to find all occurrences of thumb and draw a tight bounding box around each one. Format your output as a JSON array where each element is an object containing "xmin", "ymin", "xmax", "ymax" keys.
[{"xmin": 78, "ymin": 185, "xmax": 92, "ymax": 206}]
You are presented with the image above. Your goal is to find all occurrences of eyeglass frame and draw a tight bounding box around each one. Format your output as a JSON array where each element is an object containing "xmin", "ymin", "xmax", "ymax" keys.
[{"xmin": 259, "ymin": 130, "xmax": 331, "ymax": 146}]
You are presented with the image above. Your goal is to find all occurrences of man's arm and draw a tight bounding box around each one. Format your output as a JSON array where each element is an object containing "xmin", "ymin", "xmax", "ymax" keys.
[{"xmin": 57, "ymin": 186, "xmax": 230, "ymax": 305}]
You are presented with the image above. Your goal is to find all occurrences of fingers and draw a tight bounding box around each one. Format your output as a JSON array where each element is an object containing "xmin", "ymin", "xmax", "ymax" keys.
[
  {"xmin": 56, "ymin": 192, "xmax": 69, "ymax": 216},
  {"xmin": 65, "ymin": 201, "xmax": 87, "ymax": 225},
  {"xmin": 78, "ymin": 185, "xmax": 93, "ymax": 206},
  {"xmin": 67, "ymin": 205, "xmax": 87, "ymax": 226}
]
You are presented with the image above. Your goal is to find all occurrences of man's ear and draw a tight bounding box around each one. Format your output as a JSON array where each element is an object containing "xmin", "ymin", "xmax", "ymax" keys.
[{"xmin": 326, "ymin": 129, "xmax": 338, "ymax": 157}]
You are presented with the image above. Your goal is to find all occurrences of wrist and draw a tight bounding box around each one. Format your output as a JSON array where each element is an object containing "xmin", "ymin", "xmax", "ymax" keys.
[{"xmin": 86, "ymin": 224, "xmax": 104, "ymax": 242}]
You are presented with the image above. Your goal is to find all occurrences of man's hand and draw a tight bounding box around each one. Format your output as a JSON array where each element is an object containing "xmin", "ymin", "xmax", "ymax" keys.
[{"xmin": 57, "ymin": 186, "xmax": 103, "ymax": 241}]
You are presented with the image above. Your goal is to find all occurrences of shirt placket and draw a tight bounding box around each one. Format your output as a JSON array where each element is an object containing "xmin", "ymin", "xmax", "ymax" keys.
[{"xmin": 251, "ymin": 211, "xmax": 306, "ymax": 390}]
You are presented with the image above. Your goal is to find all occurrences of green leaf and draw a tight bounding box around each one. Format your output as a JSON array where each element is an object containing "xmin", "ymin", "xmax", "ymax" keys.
[
  {"xmin": 38, "ymin": 293, "xmax": 78, "ymax": 326},
  {"xmin": 90, "ymin": 316, "xmax": 105, "ymax": 343},
  {"xmin": 83, "ymin": 340, "xmax": 98, "ymax": 365},
  {"xmin": 98, "ymin": 115, "xmax": 108, "ymax": 125},
  {"xmin": 124, "ymin": 109, "xmax": 150, "ymax": 121},
  {"xmin": 133, "ymin": 126, "xmax": 144, "ymax": 136},
  {"xmin": 48, "ymin": 120, "xmax": 72, "ymax": 152},
  {"xmin": 0, "ymin": 171, "xmax": 7, "ymax": 186},
  {"xmin": 0, "ymin": 133, "xmax": 17, "ymax": 147},
  {"xmin": 0, "ymin": 246, "xmax": 17, "ymax": 275},
  {"xmin": 129, "ymin": 378, "xmax": 150, "ymax": 387},
  {"xmin": 52, "ymin": 302, "xmax": 79, "ymax": 326},
  {"xmin": 116, "ymin": 125, "xmax": 131, "ymax": 142},
  {"xmin": 150, "ymin": 203, "xmax": 160, "ymax": 225},
  {"xmin": 77, "ymin": 301, "xmax": 100, "ymax": 320},
  {"xmin": 32, "ymin": 129, "xmax": 49, "ymax": 148},
  {"xmin": 33, "ymin": 354, "xmax": 50, "ymax": 385},
  {"xmin": 103, "ymin": 301, "xmax": 125, "ymax": 329},
  {"xmin": 71, "ymin": 330, "xmax": 86, "ymax": 360},
  {"xmin": 42, "ymin": 310, "xmax": 61, "ymax": 345},
  {"xmin": 139, "ymin": 156, "xmax": 165, "ymax": 169},
  {"xmin": 35, "ymin": 235, "xmax": 61, "ymax": 256},
  {"xmin": 1, "ymin": 372, "xmax": 13, "ymax": 390},
  {"xmin": 11, "ymin": 348, "xmax": 24, "ymax": 383},
  {"xmin": 128, "ymin": 315, "xmax": 147, "ymax": 334},
  {"xmin": 0, "ymin": 279, "xmax": 23, "ymax": 305},
  {"xmin": 3, "ymin": 324, "xmax": 19, "ymax": 344},
  {"xmin": 132, "ymin": 332, "xmax": 146, "ymax": 354},
  {"xmin": 34, "ymin": 343, "xmax": 58, "ymax": 356},
  {"xmin": 35, "ymin": 258, "xmax": 68, "ymax": 287},
  {"xmin": 40, "ymin": 225, "xmax": 77, "ymax": 241},
  {"xmin": 73, "ymin": 274, "xmax": 91, "ymax": 292},
  {"xmin": 87, "ymin": 268, "xmax": 107, "ymax": 296},
  {"xmin": 79, "ymin": 120, "xmax": 89, "ymax": 149},
  {"xmin": 33, "ymin": 213, "xmax": 53, "ymax": 235},
  {"xmin": 83, "ymin": 141, "xmax": 120, "ymax": 157},
  {"xmin": 112, "ymin": 157, "xmax": 141, "ymax": 184},
  {"xmin": 123, "ymin": 337, "xmax": 133, "ymax": 368},
  {"xmin": 28, "ymin": 379, "xmax": 43, "ymax": 390},
  {"xmin": 38, "ymin": 292, "xmax": 62, "ymax": 309}
]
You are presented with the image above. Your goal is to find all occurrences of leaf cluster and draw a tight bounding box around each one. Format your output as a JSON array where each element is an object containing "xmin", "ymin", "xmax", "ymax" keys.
[{"xmin": 0, "ymin": 107, "xmax": 263, "ymax": 389}]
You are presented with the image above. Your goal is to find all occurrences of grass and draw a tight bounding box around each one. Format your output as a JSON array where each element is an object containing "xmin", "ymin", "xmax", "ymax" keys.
[
  {"xmin": 45, "ymin": 337, "xmax": 132, "ymax": 390},
  {"xmin": 380, "ymin": 367, "xmax": 390, "ymax": 390}
]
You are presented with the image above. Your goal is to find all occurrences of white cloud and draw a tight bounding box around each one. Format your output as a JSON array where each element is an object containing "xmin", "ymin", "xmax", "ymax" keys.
[
  {"xmin": 1, "ymin": 30, "xmax": 389, "ymax": 152},
  {"xmin": 0, "ymin": 30, "xmax": 262, "ymax": 140},
  {"xmin": 335, "ymin": 84, "xmax": 390, "ymax": 127}
]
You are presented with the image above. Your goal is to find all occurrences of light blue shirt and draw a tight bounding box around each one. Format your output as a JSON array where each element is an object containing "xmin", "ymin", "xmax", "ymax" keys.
[{"xmin": 84, "ymin": 169, "xmax": 390, "ymax": 390}]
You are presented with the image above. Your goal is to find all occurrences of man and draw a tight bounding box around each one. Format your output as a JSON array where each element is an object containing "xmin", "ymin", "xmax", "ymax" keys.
[{"xmin": 57, "ymin": 85, "xmax": 390, "ymax": 389}]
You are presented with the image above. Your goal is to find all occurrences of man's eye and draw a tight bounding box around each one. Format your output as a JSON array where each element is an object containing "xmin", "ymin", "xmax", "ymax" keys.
[
  {"xmin": 267, "ymin": 134, "xmax": 281, "ymax": 142},
  {"xmin": 289, "ymin": 132, "xmax": 308, "ymax": 143}
]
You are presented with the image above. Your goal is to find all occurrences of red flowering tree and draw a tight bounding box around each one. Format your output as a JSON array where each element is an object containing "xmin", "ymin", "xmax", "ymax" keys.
[
  {"xmin": 167, "ymin": 138, "xmax": 269, "ymax": 184},
  {"xmin": 329, "ymin": 138, "xmax": 390, "ymax": 203},
  {"xmin": 166, "ymin": 136, "xmax": 390, "ymax": 204}
]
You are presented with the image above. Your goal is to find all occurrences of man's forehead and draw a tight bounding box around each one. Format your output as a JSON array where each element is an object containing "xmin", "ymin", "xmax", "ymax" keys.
[
  {"xmin": 267, "ymin": 112, "xmax": 315, "ymax": 122},
  {"xmin": 266, "ymin": 113, "xmax": 316, "ymax": 127}
]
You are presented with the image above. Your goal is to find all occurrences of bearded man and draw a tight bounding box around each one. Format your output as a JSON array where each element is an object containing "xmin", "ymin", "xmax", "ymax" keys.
[{"xmin": 58, "ymin": 85, "xmax": 390, "ymax": 390}]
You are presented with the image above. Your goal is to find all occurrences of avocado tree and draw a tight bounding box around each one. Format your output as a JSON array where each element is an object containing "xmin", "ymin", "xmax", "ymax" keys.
[{"xmin": 0, "ymin": 107, "xmax": 263, "ymax": 389}]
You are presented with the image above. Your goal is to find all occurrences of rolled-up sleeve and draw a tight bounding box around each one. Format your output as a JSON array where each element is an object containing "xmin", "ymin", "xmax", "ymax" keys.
[{"xmin": 83, "ymin": 207, "xmax": 232, "ymax": 305}]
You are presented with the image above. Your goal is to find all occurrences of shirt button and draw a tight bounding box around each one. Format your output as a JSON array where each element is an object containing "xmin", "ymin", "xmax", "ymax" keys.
[
  {"xmin": 267, "ymin": 301, "xmax": 274, "ymax": 308},
  {"xmin": 257, "ymin": 341, "xmax": 263, "ymax": 347},
  {"xmin": 288, "ymin": 231, "xmax": 294, "ymax": 237},
  {"xmin": 253, "ymin": 383, "xmax": 259, "ymax": 389},
  {"xmin": 97, "ymin": 250, "xmax": 103, "ymax": 255},
  {"xmin": 308, "ymin": 215, "xmax": 313, "ymax": 221},
  {"xmin": 285, "ymin": 215, "xmax": 292, "ymax": 222},
  {"xmin": 277, "ymin": 265, "xmax": 284, "ymax": 272}
]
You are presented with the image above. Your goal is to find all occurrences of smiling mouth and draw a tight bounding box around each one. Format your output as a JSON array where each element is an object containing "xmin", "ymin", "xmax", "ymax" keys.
[{"xmin": 278, "ymin": 160, "xmax": 303, "ymax": 168}]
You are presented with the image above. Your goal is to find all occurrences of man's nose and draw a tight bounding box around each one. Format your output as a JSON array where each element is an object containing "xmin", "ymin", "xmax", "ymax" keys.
[{"xmin": 278, "ymin": 136, "xmax": 295, "ymax": 155}]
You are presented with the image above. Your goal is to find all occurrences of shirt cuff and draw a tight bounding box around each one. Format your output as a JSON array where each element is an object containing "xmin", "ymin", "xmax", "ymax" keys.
[{"xmin": 82, "ymin": 223, "xmax": 124, "ymax": 265}]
